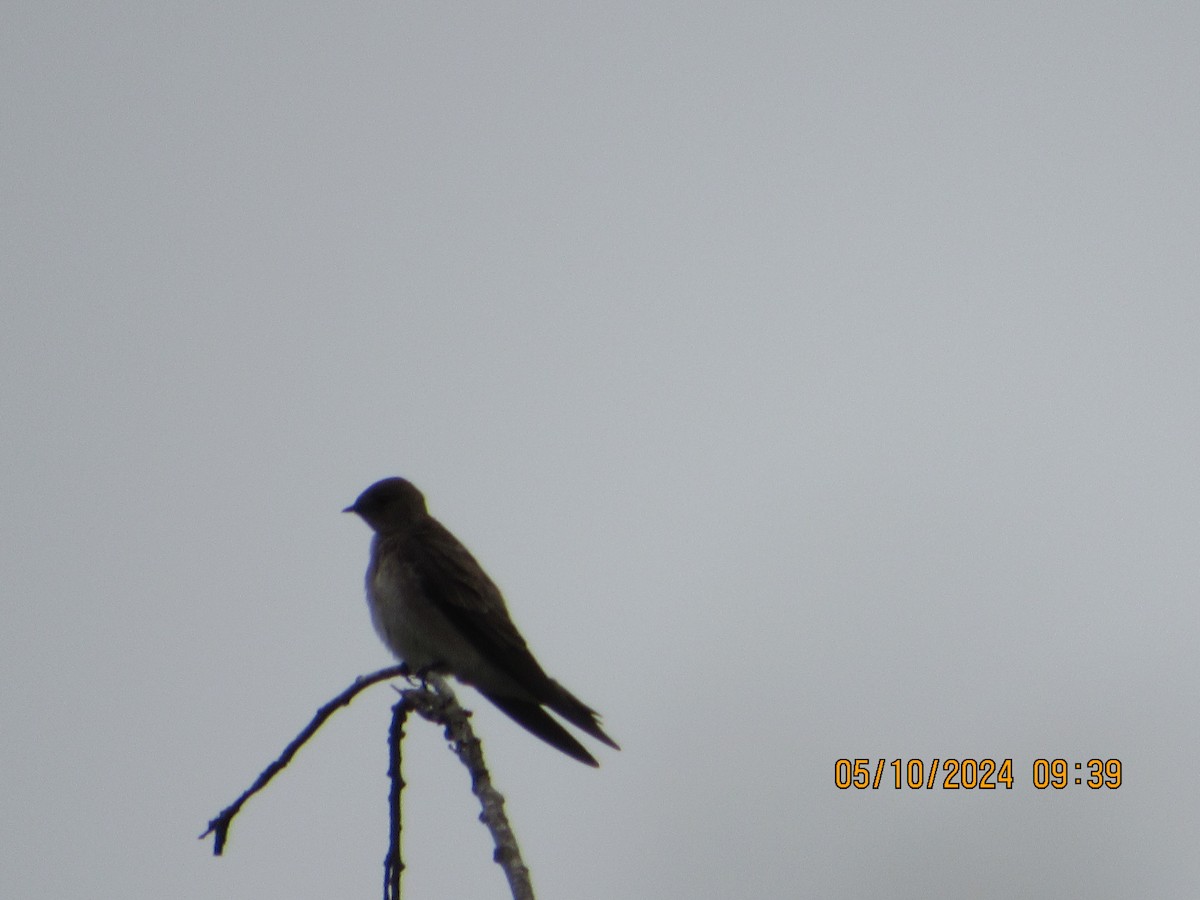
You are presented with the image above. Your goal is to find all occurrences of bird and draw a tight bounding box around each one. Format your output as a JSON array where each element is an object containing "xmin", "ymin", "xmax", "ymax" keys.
[{"xmin": 343, "ymin": 477, "xmax": 618, "ymax": 766}]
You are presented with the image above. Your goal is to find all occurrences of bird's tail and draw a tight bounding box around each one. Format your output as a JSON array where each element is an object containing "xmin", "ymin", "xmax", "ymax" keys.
[
  {"xmin": 482, "ymin": 692, "xmax": 601, "ymax": 767},
  {"xmin": 544, "ymin": 682, "xmax": 621, "ymax": 752}
]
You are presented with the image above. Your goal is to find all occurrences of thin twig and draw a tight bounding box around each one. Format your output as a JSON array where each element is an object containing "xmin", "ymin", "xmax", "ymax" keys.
[
  {"xmin": 200, "ymin": 664, "xmax": 410, "ymax": 855},
  {"xmin": 385, "ymin": 697, "xmax": 408, "ymax": 900}
]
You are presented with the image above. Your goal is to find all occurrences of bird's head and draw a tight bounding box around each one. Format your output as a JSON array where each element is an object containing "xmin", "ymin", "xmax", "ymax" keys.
[{"xmin": 343, "ymin": 477, "xmax": 428, "ymax": 533}]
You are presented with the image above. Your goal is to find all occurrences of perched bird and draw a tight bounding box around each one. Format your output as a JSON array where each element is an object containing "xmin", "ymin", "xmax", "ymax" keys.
[{"xmin": 344, "ymin": 477, "xmax": 618, "ymax": 766}]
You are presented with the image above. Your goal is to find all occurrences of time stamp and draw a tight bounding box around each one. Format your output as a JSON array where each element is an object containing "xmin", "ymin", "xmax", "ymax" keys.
[{"xmin": 834, "ymin": 758, "xmax": 1123, "ymax": 790}]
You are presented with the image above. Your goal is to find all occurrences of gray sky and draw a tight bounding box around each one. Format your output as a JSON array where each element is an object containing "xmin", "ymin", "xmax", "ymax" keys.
[{"xmin": 3, "ymin": 3, "xmax": 1197, "ymax": 897}]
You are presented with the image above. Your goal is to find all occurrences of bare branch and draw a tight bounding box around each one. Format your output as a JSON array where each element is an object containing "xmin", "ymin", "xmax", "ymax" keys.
[
  {"xmin": 384, "ymin": 698, "xmax": 408, "ymax": 900},
  {"xmin": 200, "ymin": 664, "xmax": 410, "ymax": 855},
  {"xmin": 403, "ymin": 675, "xmax": 535, "ymax": 900},
  {"xmin": 201, "ymin": 666, "xmax": 537, "ymax": 900}
]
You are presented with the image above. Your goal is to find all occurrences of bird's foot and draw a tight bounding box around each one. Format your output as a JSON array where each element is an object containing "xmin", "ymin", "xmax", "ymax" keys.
[{"xmin": 413, "ymin": 662, "xmax": 446, "ymax": 690}]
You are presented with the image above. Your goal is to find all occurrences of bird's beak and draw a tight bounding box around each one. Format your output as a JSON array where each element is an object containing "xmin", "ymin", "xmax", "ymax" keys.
[{"xmin": 342, "ymin": 504, "xmax": 356, "ymax": 514}]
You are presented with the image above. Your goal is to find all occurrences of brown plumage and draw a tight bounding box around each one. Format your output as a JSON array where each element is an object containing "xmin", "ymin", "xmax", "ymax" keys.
[{"xmin": 344, "ymin": 477, "xmax": 618, "ymax": 766}]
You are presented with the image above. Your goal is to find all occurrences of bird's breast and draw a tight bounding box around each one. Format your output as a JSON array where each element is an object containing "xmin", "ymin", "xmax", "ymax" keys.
[{"xmin": 364, "ymin": 541, "xmax": 526, "ymax": 696}]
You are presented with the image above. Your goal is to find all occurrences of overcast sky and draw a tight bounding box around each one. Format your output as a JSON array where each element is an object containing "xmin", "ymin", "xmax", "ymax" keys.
[{"xmin": 3, "ymin": 3, "xmax": 1198, "ymax": 898}]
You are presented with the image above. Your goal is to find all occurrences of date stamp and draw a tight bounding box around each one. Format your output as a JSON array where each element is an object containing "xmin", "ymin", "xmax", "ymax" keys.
[{"xmin": 833, "ymin": 758, "xmax": 1122, "ymax": 790}]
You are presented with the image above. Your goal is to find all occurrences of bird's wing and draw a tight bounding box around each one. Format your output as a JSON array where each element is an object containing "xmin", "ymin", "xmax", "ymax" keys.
[
  {"xmin": 407, "ymin": 517, "xmax": 619, "ymax": 752},
  {"xmin": 405, "ymin": 517, "xmax": 555, "ymax": 691}
]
